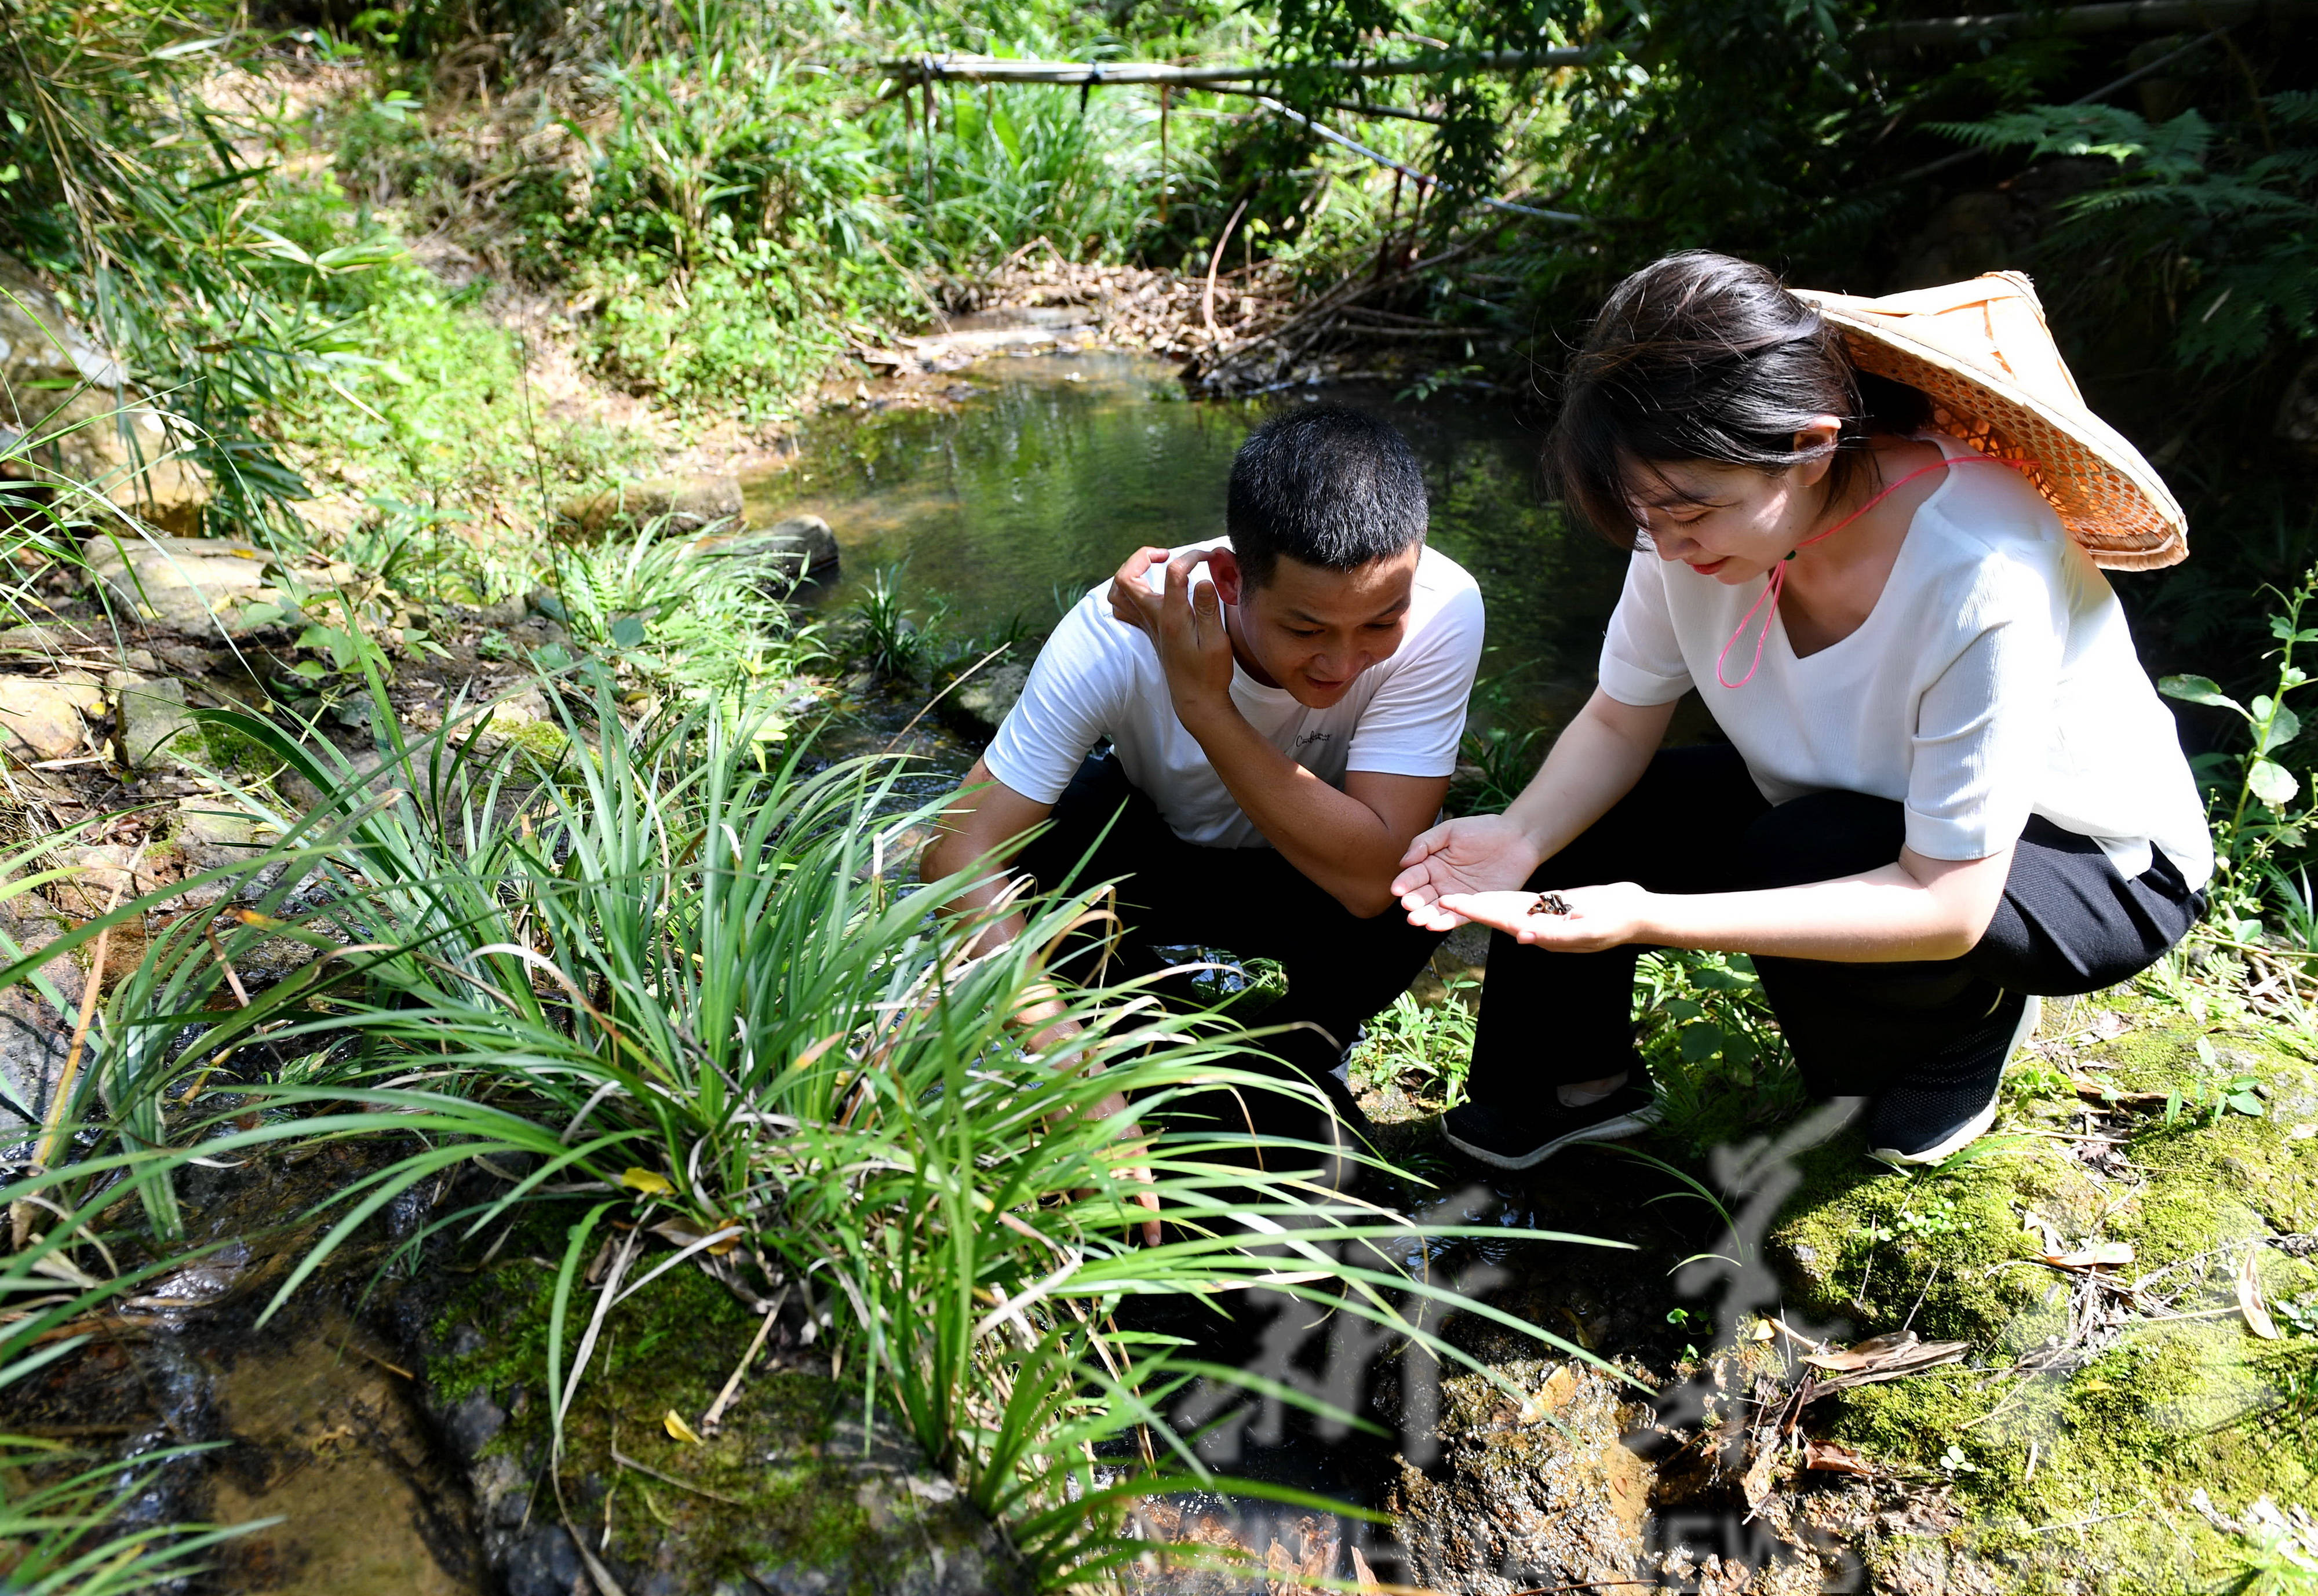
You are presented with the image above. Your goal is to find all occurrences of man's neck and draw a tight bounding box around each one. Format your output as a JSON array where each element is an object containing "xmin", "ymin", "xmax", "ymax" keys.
[{"xmin": 1221, "ymin": 602, "xmax": 1280, "ymax": 688}]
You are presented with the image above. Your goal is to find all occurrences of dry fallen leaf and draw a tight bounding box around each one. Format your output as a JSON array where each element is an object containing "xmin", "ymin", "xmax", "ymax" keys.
[
  {"xmin": 1349, "ymin": 1548, "xmax": 1383, "ymax": 1595},
  {"xmin": 1803, "ymin": 1438, "xmax": 1876, "ymax": 1477},
  {"xmin": 1750, "ymin": 1318, "xmax": 1776, "ymax": 1342},
  {"xmin": 2038, "ymin": 1241, "xmax": 2134, "ymax": 1271},
  {"xmin": 2020, "ymin": 1209, "xmax": 2064, "ymax": 1253},
  {"xmin": 1801, "ymin": 1329, "xmax": 1971, "ymax": 1391},
  {"xmin": 649, "ymin": 1216, "xmax": 742, "ymax": 1257},
  {"xmin": 664, "ymin": 1408, "xmax": 704, "ymax": 1445},
  {"xmin": 2239, "ymin": 1249, "xmax": 2281, "ymax": 1340}
]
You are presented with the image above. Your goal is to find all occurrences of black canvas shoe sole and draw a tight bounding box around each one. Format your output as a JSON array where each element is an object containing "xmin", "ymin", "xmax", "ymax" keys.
[{"xmin": 1445, "ymin": 1096, "xmax": 1664, "ymax": 1172}]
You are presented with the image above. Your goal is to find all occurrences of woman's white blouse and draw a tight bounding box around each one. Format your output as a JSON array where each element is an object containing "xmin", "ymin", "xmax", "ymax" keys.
[{"xmin": 1597, "ymin": 434, "xmax": 2215, "ymax": 888}]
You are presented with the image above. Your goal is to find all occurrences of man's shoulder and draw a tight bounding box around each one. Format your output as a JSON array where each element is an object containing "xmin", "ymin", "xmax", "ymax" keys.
[
  {"xmin": 1408, "ymin": 545, "xmax": 1485, "ymax": 632},
  {"xmin": 1038, "ymin": 582, "xmax": 1160, "ymax": 680}
]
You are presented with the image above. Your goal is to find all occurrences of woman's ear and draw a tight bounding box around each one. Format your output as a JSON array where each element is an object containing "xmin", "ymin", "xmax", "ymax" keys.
[
  {"xmin": 1792, "ymin": 415, "xmax": 1845, "ymax": 487},
  {"xmin": 1208, "ymin": 546, "xmax": 1247, "ymax": 607}
]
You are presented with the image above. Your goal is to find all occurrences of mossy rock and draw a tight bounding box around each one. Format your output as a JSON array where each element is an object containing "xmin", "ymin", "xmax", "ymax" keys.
[
  {"xmin": 427, "ymin": 1259, "xmax": 1027, "ymax": 1595},
  {"xmin": 1762, "ymin": 990, "xmax": 2318, "ymax": 1591},
  {"xmin": 1769, "ymin": 1129, "xmax": 2103, "ymax": 1351}
]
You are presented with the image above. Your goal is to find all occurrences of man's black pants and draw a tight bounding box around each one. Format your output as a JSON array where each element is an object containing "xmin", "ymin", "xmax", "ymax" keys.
[
  {"xmin": 1012, "ymin": 753, "xmax": 1445, "ymax": 1145},
  {"xmin": 1468, "ymin": 744, "xmax": 2206, "ymax": 1115}
]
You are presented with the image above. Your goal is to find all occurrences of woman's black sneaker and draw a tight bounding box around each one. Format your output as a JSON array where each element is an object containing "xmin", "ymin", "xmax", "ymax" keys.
[
  {"xmin": 1867, "ymin": 992, "xmax": 2040, "ymax": 1166},
  {"xmin": 1443, "ymin": 1083, "xmax": 1662, "ymax": 1171}
]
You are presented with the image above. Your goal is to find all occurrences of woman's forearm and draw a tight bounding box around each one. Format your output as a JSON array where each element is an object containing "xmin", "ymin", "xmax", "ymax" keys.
[{"xmin": 1637, "ymin": 848, "xmax": 2013, "ymax": 963}]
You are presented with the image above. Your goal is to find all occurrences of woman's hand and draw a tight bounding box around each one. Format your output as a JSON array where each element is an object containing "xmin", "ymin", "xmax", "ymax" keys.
[
  {"xmin": 1393, "ymin": 815, "xmax": 1547, "ymax": 930},
  {"xmin": 1434, "ymin": 882, "xmax": 1652, "ymax": 952}
]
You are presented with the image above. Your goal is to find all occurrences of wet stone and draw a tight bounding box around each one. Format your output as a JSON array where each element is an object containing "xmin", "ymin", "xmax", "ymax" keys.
[
  {"xmin": 942, "ymin": 659, "xmax": 1027, "ymax": 740},
  {"xmin": 758, "ymin": 512, "xmax": 840, "ymax": 577},
  {"xmin": 1386, "ymin": 1359, "xmax": 1652, "ymax": 1594},
  {"xmin": 0, "ymin": 674, "xmax": 103, "ymax": 760},
  {"xmin": 113, "ymin": 673, "xmax": 201, "ymax": 770}
]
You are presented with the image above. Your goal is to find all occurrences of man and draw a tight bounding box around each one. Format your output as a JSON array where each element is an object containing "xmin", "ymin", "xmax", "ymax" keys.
[{"xmin": 923, "ymin": 405, "xmax": 1485, "ymax": 1164}]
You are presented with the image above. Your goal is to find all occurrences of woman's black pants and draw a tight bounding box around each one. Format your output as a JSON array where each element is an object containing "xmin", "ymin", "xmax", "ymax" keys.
[{"xmin": 1468, "ymin": 744, "xmax": 2206, "ymax": 1113}]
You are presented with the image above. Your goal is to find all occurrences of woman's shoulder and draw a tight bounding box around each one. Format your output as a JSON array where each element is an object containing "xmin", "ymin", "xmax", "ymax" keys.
[
  {"xmin": 1911, "ymin": 436, "xmax": 2068, "ymax": 557},
  {"xmin": 1900, "ymin": 442, "xmax": 2101, "ymax": 632}
]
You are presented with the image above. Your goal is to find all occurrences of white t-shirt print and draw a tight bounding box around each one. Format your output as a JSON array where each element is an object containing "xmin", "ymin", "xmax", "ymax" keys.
[
  {"xmin": 985, "ymin": 540, "xmax": 1486, "ymax": 849},
  {"xmin": 1598, "ymin": 434, "xmax": 2213, "ymax": 887}
]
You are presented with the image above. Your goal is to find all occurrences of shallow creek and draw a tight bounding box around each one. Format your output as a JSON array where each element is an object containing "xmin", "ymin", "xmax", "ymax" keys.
[{"xmin": 751, "ymin": 350, "xmax": 1636, "ymax": 752}]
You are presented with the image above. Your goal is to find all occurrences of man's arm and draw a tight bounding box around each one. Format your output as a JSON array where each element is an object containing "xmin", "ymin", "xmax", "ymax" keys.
[
  {"xmin": 1178, "ymin": 717, "xmax": 1449, "ymax": 917},
  {"xmin": 1106, "ymin": 548, "xmax": 1451, "ymax": 916},
  {"xmin": 921, "ymin": 759, "xmax": 1055, "ymax": 956}
]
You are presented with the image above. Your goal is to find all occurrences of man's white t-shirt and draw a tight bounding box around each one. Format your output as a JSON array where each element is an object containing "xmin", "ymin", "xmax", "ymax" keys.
[
  {"xmin": 986, "ymin": 540, "xmax": 1486, "ymax": 848},
  {"xmin": 1598, "ymin": 434, "xmax": 2214, "ymax": 887}
]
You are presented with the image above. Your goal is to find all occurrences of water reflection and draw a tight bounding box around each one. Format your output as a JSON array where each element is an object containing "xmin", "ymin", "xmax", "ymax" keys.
[{"xmin": 747, "ymin": 352, "xmax": 1631, "ymax": 736}]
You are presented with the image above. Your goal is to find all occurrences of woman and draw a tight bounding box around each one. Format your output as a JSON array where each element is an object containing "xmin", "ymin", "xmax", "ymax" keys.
[{"xmin": 1393, "ymin": 252, "xmax": 2212, "ymax": 1171}]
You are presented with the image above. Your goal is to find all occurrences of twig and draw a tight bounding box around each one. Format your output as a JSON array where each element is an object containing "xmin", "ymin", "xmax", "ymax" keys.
[
  {"xmin": 1901, "ymin": 1262, "xmax": 1942, "ymax": 1335},
  {"xmin": 880, "ymin": 642, "xmax": 1014, "ymax": 756},
  {"xmin": 1252, "ymin": 94, "xmax": 1586, "ymax": 222},
  {"xmin": 1202, "ymin": 195, "xmax": 1251, "ymax": 337},
  {"xmin": 608, "ymin": 1444, "xmax": 748, "ymax": 1506},
  {"xmin": 700, "ymin": 1287, "xmax": 788, "ymax": 1433},
  {"xmin": 17, "ymin": 844, "xmax": 144, "ymax": 1246},
  {"xmin": 2028, "ymin": 1500, "xmax": 2151, "ymax": 1535}
]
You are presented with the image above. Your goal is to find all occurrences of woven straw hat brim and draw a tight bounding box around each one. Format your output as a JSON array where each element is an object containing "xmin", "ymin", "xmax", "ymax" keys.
[{"xmin": 1795, "ymin": 278, "xmax": 2186, "ymax": 571}]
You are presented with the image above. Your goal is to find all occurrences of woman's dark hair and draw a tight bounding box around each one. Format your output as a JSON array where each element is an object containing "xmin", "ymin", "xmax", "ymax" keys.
[{"xmin": 1549, "ymin": 250, "xmax": 1930, "ymax": 546}]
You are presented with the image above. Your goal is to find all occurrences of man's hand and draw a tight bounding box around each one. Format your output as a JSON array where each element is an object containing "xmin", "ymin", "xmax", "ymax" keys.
[
  {"xmin": 1393, "ymin": 814, "xmax": 1548, "ymax": 930},
  {"xmin": 1107, "ymin": 546, "xmax": 1235, "ymax": 723},
  {"xmin": 1433, "ymin": 882, "xmax": 1651, "ymax": 952}
]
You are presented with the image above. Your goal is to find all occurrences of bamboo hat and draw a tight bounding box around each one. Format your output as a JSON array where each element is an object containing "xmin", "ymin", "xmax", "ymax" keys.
[{"xmin": 1792, "ymin": 272, "xmax": 2186, "ymax": 570}]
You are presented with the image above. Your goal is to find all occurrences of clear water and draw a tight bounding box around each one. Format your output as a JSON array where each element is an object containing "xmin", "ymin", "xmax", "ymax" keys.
[{"xmin": 745, "ymin": 351, "xmax": 1635, "ymax": 737}]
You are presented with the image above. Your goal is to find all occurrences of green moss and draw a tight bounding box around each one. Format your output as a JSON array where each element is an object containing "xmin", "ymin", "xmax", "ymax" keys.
[
  {"xmin": 428, "ymin": 1253, "xmax": 1005, "ymax": 1593},
  {"xmin": 494, "ymin": 717, "xmax": 575, "ymax": 778},
  {"xmin": 1768, "ymin": 994, "xmax": 2318, "ymax": 1591},
  {"xmin": 1770, "ymin": 1132, "xmax": 2101, "ymax": 1350},
  {"xmin": 196, "ymin": 720, "xmax": 283, "ymax": 777}
]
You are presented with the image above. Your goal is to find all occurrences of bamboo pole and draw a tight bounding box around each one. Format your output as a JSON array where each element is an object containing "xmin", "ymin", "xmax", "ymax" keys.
[
  {"xmin": 875, "ymin": 47, "xmax": 1599, "ymax": 90},
  {"xmin": 1158, "ymin": 83, "xmax": 1169, "ymax": 223},
  {"xmin": 1869, "ymin": 0, "xmax": 2312, "ymax": 46},
  {"xmin": 1250, "ymin": 93, "xmax": 1586, "ymax": 223}
]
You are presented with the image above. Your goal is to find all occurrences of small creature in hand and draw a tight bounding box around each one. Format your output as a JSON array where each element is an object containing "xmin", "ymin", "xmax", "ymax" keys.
[{"xmin": 1530, "ymin": 891, "xmax": 1571, "ymax": 917}]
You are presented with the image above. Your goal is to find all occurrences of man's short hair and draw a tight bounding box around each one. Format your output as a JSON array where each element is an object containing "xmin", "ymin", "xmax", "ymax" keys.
[{"xmin": 1226, "ymin": 405, "xmax": 1429, "ymax": 588}]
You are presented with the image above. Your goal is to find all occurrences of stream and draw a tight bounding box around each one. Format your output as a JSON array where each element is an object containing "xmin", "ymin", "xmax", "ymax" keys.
[{"xmin": 749, "ymin": 350, "xmax": 1635, "ymax": 749}]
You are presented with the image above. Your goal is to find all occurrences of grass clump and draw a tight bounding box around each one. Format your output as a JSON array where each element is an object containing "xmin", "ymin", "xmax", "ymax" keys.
[{"xmin": 13, "ymin": 684, "xmax": 1625, "ymax": 1588}]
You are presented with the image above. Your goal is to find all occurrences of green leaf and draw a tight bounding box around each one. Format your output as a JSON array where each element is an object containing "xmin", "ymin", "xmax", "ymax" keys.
[
  {"xmin": 2228, "ymin": 1091, "xmax": 2266, "ymax": 1118},
  {"xmin": 2249, "ymin": 757, "xmax": 2300, "ymax": 810},
  {"xmin": 237, "ymin": 601, "xmax": 285, "ymax": 627},
  {"xmin": 2160, "ymin": 674, "xmax": 2247, "ymax": 715},
  {"xmin": 2267, "ymin": 702, "xmax": 2304, "ymax": 751},
  {"xmin": 288, "ymin": 659, "xmax": 327, "ymax": 681},
  {"xmin": 1678, "ymin": 1025, "xmax": 1725, "ymax": 1063},
  {"xmin": 1663, "ymin": 997, "xmax": 1704, "ymax": 1022},
  {"xmin": 610, "ymin": 615, "xmax": 649, "ymax": 650}
]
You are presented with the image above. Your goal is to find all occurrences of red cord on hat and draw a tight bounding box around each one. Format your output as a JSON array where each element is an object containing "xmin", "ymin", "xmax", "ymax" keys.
[{"xmin": 1713, "ymin": 454, "xmax": 2014, "ymax": 690}]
